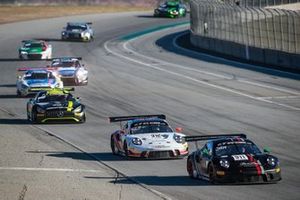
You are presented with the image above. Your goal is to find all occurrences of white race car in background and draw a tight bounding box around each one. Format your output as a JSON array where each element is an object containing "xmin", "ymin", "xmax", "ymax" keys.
[
  {"xmin": 109, "ymin": 114, "xmax": 189, "ymax": 159},
  {"xmin": 61, "ymin": 22, "xmax": 94, "ymax": 42},
  {"xmin": 50, "ymin": 57, "xmax": 88, "ymax": 86},
  {"xmin": 16, "ymin": 68, "xmax": 63, "ymax": 97}
]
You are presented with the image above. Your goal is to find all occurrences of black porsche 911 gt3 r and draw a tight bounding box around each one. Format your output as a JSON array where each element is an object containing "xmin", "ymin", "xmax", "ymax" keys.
[{"xmin": 185, "ymin": 134, "xmax": 281, "ymax": 184}]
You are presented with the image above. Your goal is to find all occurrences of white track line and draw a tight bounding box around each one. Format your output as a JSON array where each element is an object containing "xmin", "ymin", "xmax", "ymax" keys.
[
  {"xmin": 0, "ymin": 167, "xmax": 105, "ymax": 173},
  {"xmin": 104, "ymin": 39, "xmax": 300, "ymax": 111},
  {"xmin": 257, "ymin": 95, "xmax": 300, "ymax": 100},
  {"xmin": 124, "ymin": 29, "xmax": 300, "ymax": 96}
]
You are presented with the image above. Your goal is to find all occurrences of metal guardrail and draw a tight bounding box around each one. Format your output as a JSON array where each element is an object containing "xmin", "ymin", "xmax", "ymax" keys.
[{"xmin": 190, "ymin": 0, "xmax": 300, "ymax": 54}]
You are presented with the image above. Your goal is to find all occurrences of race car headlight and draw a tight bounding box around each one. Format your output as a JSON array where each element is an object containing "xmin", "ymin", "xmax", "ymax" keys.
[
  {"xmin": 36, "ymin": 106, "xmax": 45, "ymax": 114},
  {"xmin": 73, "ymin": 105, "xmax": 82, "ymax": 113},
  {"xmin": 132, "ymin": 138, "xmax": 142, "ymax": 145},
  {"xmin": 267, "ymin": 157, "xmax": 277, "ymax": 167},
  {"xmin": 21, "ymin": 83, "xmax": 28, "ymax": 89},
  {"xmin": 220, "ymin": 159, "xmax": 230, "ymax": 168},
  {"xmin": 62, "ymin": 31, "xmax": 66, "ymax": 35},
  {"xmin": 173, "ymin": 134, "xmax": 184, "ymax": 143}
]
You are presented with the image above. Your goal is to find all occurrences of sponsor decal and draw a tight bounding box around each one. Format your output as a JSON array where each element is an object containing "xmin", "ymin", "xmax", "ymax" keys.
[{"xmin": 232, "ymin": 154, "xmax": 248, "ymax": 161}]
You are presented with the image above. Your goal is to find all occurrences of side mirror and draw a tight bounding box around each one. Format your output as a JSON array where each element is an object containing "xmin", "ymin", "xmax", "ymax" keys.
[
  {"xmin": 175, "ymin": 127, "xmax": 183, "ymax": 133},
  {"xmin": 263, "ymin": 147, "xmax": 271, "ymax": 154}
]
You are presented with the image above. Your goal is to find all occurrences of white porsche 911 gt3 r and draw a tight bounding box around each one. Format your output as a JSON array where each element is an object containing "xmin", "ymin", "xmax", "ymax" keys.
[{"xmin": 109, "ymin": 114, "xmax": 189, "ymax": 159}]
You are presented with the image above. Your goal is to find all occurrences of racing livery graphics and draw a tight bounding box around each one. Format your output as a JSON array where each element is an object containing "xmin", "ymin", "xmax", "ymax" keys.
[
  {"xmin": 185, "ymin": 134, "xmax": 282, "ymax": 183},
  {"xmin": 26, "ymin": 88, "xmax": 86, "ymax": 123},
  {"xmin": 109, "ymin": 114, "xmax": 189, "ymax": 159}
]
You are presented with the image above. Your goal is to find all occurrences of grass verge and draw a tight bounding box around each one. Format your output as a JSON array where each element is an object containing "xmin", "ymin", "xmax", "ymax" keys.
[{"xmin": 0, "ymin": 5, "xmax": 151, "ymax": 24}]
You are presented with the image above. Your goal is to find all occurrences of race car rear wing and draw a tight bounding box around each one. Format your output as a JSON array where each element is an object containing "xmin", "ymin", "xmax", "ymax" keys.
[
  {"xmin": 17, "ymin": 67, "xmax": 57, "ymax": 72},
  {"xmin": 109, "ymin": 114, "xmax": 166, "ymax": 123},
  {"xmin": 29, "ymin": 87, "xmax": 75, "ymax": 92},
  {"xmin": 184, "ymin": 134, "xmax": 247, "ymax": 142},
  {"xmin": 51, "ymin": 57, "xmax": 82, "ymax": 61}
]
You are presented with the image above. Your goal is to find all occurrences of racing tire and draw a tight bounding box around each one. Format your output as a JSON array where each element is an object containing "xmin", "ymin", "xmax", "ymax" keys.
[
  {"xmin": 31, "ymin": 110, "xmax": 38, "ymax": 124},
  {"xmin": 27, "ymin": 112, "xmax": 30, "ymax": 122},
  {"xmin": 187, "ymin": 156, "xmax": 196, "ymax": 179},
  {"xmin": 111, "ymin": 136, "xmax": 117, "ymax": 155},
  {"xmin": 123, "ymin": 142, "xmax": 129, "ymax": 157},
  {"xmin": 74, "ymin": 78, "xmax": 79, "ymax": 86},
  {"xmin": 79, "ymin": 114, "xmax": 86, "ymax": 123},
  {"xmin": 208, "ymin": 164, "xmax": 216, "ymax": 184},
  {"xmin": 16, "ymin": 90, "xmax": 22, "ymax": 97}
]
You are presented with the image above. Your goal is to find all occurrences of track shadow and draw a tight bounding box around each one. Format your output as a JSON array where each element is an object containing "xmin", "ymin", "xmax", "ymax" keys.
[
  {"xmin": 86, "ymin": 175, "xmax": 273, "ymax": 186},
  {"xmin": 86, "ymin": 175, "xmax": 208, "ymax": 186},
  {"xmin": 38, "ymin": 151, "xmax": 183, "ymax": 161},
  {"xmin": 156, "ymin": 30, "xmax": 300, "ymax": 80},
  {"xmin": 136, "ymin": 15, "xmax": 157, "ymax": 18},
  {"xmin": 34, "ymin": 151, "xmax": 126, "ymax": 161},
  {"xmin": 0, "ymin": 118, "xmax": 29, "ymax": 124},
  {"xmin": 34, "ymin": 38, "xmax": 87, "ymax": 43},
  {"xmin": 0, "ymin": 84, "xmax": 16, "ymax": 88},
  {"xmin": 0, "ymin": 58, "xmax": 49, "ymax": 62},
  {"xmin": 0, "ymin": 94, "xmax": 19, "ymax": 98}
]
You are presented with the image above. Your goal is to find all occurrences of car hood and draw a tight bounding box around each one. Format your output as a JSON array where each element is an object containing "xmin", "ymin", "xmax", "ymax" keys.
[
  {"xmin": 37, "ymin": 100, "xmax": 79, "ymax": 109},
  {"xmin": 25, "ymin": 79, "xmax": 56, "ymax": 87},
  {"xmin": 219, "ymin": 154, "xmax": 272, "ymax": 167},
  {"xmin": 66, "ymin": 29, "xmax": 84, "ymax": 33},
  {"xmin": 127, "ymin": 132, "xmax": 184, "ymax": 148},
  {"xmin": 21, "ymin": 47, "xmax": 42, "ymax": 53}
]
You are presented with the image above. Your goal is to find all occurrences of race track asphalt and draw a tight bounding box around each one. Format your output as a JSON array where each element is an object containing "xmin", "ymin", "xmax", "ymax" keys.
[{"xmin": 0, "ymin": 11, "xmax": 299, "ymax": 200}]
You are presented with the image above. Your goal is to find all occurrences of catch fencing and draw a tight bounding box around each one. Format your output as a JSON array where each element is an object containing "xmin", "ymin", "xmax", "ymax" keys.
[{"xmin": 190, "ymin": 0, "xmax": 300, "ymax": 69}]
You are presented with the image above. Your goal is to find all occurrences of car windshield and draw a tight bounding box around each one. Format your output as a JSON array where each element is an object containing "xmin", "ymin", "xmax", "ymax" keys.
[
  {"xmin": 130, "ymin": 121, "xmax": 173, "ymax": 134},
  {"xmin": 215, "ymin": 142, "xmax": 261, "ymax": 156},
  {"xmin": 38, "ymin": 94, "xmax": 68, "ymax": 103},
  {"xmin": 67, "ymin": 25, "xmax": 87, "ymax": 31},
  {"xmin": 52, "ymin": 61, "xmax": 76, "ymax": 68},
  {"xmin": 25, "ymin": 43, "xmax": 42, "ymax": 48},
  {"xmin": 24, "ymin": 72, "xmax": 53, "ymax": 80}
]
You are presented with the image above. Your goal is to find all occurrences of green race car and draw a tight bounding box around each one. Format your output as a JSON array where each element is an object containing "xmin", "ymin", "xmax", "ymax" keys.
[
  {"xmin": 27, "ymin": 88, "xmax": 86, "ymax": 123},
  {"xmin": 19, "ymin": 40, "xmax": 52, "ymax": 60},
  {"xmin": 154, "ymin": 0, "xmax": 187, "ymax": 18}
]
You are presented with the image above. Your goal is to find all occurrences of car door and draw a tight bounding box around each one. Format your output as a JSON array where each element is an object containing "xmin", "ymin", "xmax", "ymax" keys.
[{"xmin": 199, "ymin": 142, "xmax": 213, "ymax": 176}]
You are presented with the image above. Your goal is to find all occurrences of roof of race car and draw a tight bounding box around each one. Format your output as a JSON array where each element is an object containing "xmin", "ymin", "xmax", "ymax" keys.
[
  {"xmin": 211, "ymin": 137, "xmax": 254, "ymax": 146},
  {"xmin": 67, "ymin": 22, "xmax": 90, "ymax": 27},
  {"xmin": 128, "ymin": 118, "xmax": 168, "ymax": 126},
  {"xmin": 52, "ymin": 57, "xmax": 80, "ymax": 62},
  {"xmin": 22, "ymin": 40, "xmax": 44, "ymax": 44},
  {"xmin": 45, "ymin": 88, "xmax": 71, "ymax": 95},
  {"xmin": 25, "ymin": 69, "xmax": 50, "ymax": 74}
]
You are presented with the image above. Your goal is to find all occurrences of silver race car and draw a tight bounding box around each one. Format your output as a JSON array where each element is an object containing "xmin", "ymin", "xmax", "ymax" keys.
[
  {"xmin": 16, "ymin": 68, "xmax": 63, "ymax": 97},
  {"xmin": 109, "ymin": 114, "xmax": 189, "ymax": 159},
  {"xmin": 50, "ymin": 57, "xmax": 88, "ymax": 86},
  {"xmin": 61, "ymin": 22, "xmax": 94, "ymax": 42}
]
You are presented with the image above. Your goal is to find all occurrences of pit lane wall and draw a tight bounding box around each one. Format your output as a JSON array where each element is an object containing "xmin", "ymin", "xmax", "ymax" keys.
[{"xmin": 190, "ymin": 0, "xmax": 300, "ymax": 70}]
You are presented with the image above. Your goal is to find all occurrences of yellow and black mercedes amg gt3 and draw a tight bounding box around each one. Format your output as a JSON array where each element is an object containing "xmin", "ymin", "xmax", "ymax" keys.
[{"xmin": 26, "ymin": 88, "xmax": 85, "ymax": 123}]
